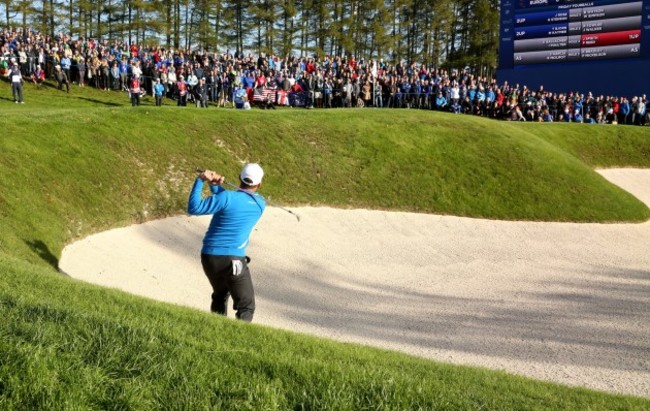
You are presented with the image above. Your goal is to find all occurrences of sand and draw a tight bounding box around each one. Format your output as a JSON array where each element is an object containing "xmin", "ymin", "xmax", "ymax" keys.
[{"xmin": 59, "ymin": 168, "xmax": 650, "ymax": 398}]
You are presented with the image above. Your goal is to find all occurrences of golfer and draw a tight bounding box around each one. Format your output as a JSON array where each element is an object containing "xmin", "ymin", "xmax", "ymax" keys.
[{"xmin": 188, "ymin": 163, "xmax": 266, "ymax": 322}]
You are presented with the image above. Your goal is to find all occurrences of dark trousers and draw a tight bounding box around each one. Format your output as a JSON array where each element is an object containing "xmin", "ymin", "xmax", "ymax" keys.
[
  {"xmin": 12, "ymin": 83, "xmax": 23, "ymax": 102},
  {"xmin": 201, "ymin": 254, "xmax": 255, "ymax": 322}
]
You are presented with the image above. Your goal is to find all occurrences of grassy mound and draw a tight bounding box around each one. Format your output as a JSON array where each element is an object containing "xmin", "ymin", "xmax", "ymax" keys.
[{"xmin": 0, "ymin": 83, "xmax": 648, "ymax": 409}]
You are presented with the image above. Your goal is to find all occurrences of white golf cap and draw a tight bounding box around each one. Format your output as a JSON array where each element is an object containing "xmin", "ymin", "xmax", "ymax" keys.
[{"xmin": 240, "ymin": 163, "xmax": 264, "ymax": 186}]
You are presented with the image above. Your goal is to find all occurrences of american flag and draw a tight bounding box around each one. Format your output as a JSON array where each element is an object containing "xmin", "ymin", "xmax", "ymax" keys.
[{"xmin": 253, "ymin": 88, "xmax": 276, "ymax": 102}]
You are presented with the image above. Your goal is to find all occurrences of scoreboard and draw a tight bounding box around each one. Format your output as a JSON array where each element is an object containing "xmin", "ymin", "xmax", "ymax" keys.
[{"xmin": 497, "ymin": 0, "xmax": 650, "ymax": 96}]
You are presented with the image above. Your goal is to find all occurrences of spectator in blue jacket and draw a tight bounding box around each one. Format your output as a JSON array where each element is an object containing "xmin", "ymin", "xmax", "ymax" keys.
[
  {"xmin": 119, "ymin": 57, "xmax": 129, "ymax": 89},
  {"xmin": 619, "ymin": 97, "xmax": 630, "ymax": 124},
  {"xmin": 154, "ymin": 78, "xmax": 165, "ymax": 106},
  {"xmin": 573, "ymin": 109, "xmax": 583, "ymax": 123},
  {"xmin": 435, "ymin": 92, "xmax": 448, "ymax": 111},
  {"xmin": 60, "ymin": 55, "xmax": 71, "ymax": 82}
]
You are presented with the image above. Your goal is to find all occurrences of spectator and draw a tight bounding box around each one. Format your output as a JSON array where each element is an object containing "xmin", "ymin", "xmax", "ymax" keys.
[
  {"xmin": 166, "ymin": 68, "xmax": 177, "ymax": 98},
  {"xmin": 54, "ymin": 64, "xmax": 70, "ymax": 93},
  {"xmin": 131, "ymin": 60, "xmax": 142, "ymax": 81},
  {"xmin": 461, "ymin": 95, "xmax": 473, "ymax": 115},
  {"xmin": 129, "ymin": 75, "xmax": 142, "ymax": 106},
  {"xmin": 119, "ymin": 57, "xmax": 129, "ymax": 90},
  {"xmin": 194, "ymin": 77, "xmax": 209, "ymax": 108},
  {"xmin": 243, "ymin": 70, "xmax": 255, "ymax": 102},
  {"xmin": 435, "ymin": 91, "xmax": 448, "ymax": 111},
  {"xmin": 110, "ymin": 61, "xmax": 120, "ymax": 90},
  {"xmin": 323, "ymin": 77, "xmax": 333, "ymax": 108},
  {"xmin": 217, "ymin": 71, "xmax": 230, "ymax": 107},
  {"xmin": 77, "ymin": 57, "xmax": 86, "ymax": 87},
  {"xmin": 342, "ymin": 79, "xmax": 352, "ymax": 108},
  {"xmin": 1, "ymin": 26, "xmax": 647, "ymax": 124},
  {"xmin": 540, "ymin": 108, "xmax": 553, "ymax": 122},
  {"xmin": 31, "ymin": 64, "xmax": 45, "ymax": 87},
  {"xmin": 17, "ymin": 46, "xmax": 27, "ymax": 75},
  {"xmin": 508, "ymin": 103, "xmax": 526, "ymax": 121},
  {"xmin": 361, "ymin": 79, "xmax": 372, "ymax": 107},
  {"xmin": 605, "ymin": 108, "xmax": 617, "ymax": 124},
  {"xmin": 636, "ymin": 95, "xmax": 647, "ymax": 126},
  {"xmin": 206, "ymin": 67, "xmax": 217, "ymax": 103},
  {"xmin": 60, "ymin": 54, "xmax": 71, "ymax": 83},
  {"xmin": 177, "ymin": 74, "xmax": 188, "ymax": 106},
  {"xmin": 187, "ymin": 69, "xmax": 199, "ymax": 90},
  {"xmin": 153, "ymin": 78, "xmax": 165, "ymax": 106},
  {"xmin": 7, "ymin": 61, "xmax": 24, "ymax": 103},
  {"xmin": 234, "ymin": 84, "xmax": 247, "ymax": 109},
  {"xmin": 573, "ymin": 109, "xmax": 583, "ymax": 123}
]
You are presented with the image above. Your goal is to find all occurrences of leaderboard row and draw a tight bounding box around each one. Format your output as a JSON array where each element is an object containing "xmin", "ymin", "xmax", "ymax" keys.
[
  {"xmin": 513, "ymin": 15, "xmax": 642, "ymax": 40},
  {"xmin": 514, "ymin": 2, "xmax": 642, "ymax": 27},
  {"xmin": 514, "ymin": 43, "xmax": 640, "ymax": 64},
  {"xmin": 515, "ymin": 30, "xmax": 641, "ymax": 52}
]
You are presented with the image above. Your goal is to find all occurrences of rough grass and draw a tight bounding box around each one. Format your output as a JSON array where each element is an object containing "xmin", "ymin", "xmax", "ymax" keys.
[{"xmin": 2, "ymin": 255, "xmax": 648, "ymax": 410}]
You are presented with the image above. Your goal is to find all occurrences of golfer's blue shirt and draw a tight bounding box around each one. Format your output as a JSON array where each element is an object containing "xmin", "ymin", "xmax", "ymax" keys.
[{"xmin": 188, "ymin": 178, "xmax": 265, "ymax": 257}]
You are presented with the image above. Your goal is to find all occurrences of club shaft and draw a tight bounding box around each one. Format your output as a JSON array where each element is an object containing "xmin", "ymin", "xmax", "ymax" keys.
[{"xmin": 195, "ymin": 167, "xmax": 300, "ymax": 221}]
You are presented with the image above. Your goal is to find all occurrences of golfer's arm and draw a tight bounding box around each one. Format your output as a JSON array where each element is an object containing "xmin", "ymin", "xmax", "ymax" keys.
[
  {"xmin": 187, "ymin": 178, "xmax": 226, "ymax": 215},
  {"xmin": 209, "ymin": 183, "xmax": 224, "ymax": 194}
]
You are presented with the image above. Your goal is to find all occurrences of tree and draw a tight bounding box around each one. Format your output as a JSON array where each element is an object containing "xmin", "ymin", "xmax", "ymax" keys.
[
  {"xmin": 0, "ymin": 0, "xmax": 502, "ymax": 72},
  {"xmin": 13, "ymin": 0, "xmax": 36, "ymax": 33},
  {"xmin": 220, "ymin": 0, "xmax": 250, "ymax": 53},
  {"xmin": 249, "ymin": 0, "xmax": 278, "ymax": 54},
  {"xmin": 467, "ymin": 0, "xmax": 499, "ymax": 77},
  {"xmin": 0, "ymin": 0, "xmax": 18, "ymax": 28}
]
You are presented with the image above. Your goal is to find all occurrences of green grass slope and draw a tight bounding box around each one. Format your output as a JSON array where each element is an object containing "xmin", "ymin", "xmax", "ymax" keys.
[
  {"xmin": 1, "ymin": 83, "xmax": 649, "ymax": 409},
  {"xmin": 2, "ymin": 95, "xmax": 649, "ymax": 266},
  {"xmin": 2, "ymin": 254, "xmax": 648, "ymax": 410}
]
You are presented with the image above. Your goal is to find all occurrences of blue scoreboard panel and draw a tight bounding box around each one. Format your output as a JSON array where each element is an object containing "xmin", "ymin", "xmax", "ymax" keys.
[{"xmin": 497, "ymin": 0, "xmax": 650, "ymax": 96}]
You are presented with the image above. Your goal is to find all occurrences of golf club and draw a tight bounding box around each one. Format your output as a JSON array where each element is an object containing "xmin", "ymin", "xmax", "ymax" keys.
[{"xmin": 195, "ymin": 167, "xmax": 301, "ymax": 222}]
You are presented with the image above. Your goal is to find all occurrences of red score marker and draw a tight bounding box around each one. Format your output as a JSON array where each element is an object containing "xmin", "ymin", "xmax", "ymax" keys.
[{"xmin": 581, "ymin": 30, "xmax": 641, "ymax": 47}]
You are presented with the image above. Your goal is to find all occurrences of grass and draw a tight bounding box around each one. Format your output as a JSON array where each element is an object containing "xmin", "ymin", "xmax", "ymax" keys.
[
  {"xmin": 3, "ymin": 255, "xmax": 649, "ymax": 410},
  {"xmin": 0, "ymin": 80, "xmax": 649, "ymax": 409}
]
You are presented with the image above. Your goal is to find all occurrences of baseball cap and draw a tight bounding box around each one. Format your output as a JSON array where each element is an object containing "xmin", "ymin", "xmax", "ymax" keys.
[{"xmin": 240, "ymin": 163, "xmax": 264, "ymax": 186}]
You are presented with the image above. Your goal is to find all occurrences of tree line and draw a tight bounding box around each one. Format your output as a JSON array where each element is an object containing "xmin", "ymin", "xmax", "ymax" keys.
[{"xmin": 2, "ymin": 0, "xmax": 500, "ymax": 76}]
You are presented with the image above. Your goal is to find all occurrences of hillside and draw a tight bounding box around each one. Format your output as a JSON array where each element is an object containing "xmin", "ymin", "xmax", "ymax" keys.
[{"xmin": 0, "ymin": 84, "xmax": 649, "ymax": 409}]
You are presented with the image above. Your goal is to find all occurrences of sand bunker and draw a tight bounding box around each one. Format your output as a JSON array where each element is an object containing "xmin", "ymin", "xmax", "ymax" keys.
[{"xmin": 59, "ymin": 169, "xmax": 650, "ymax": 398}]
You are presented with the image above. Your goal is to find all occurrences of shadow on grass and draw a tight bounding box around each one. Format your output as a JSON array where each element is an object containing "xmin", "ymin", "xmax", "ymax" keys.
[
  {"xmin": 29, "ymin": 80, "xmax": 60, "ymax": 90},
  {"xmin": 25, "ymin": 239, "xmax": 59, "ymax": 269}
]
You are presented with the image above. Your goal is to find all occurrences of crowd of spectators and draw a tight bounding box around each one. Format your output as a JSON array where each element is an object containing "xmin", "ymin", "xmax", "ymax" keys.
[{"xmin": 1, "ymin": 27, "xmax": 649, "ymax": 125}]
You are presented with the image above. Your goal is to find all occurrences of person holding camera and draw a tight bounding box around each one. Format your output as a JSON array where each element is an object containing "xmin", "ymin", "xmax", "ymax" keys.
[{"xmin": 188, "ymin": 164, "xmax": 266, "ymax": 322}]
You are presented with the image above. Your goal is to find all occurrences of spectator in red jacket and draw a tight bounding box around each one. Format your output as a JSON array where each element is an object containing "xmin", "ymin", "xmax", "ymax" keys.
[
  {"xmin": 129, "ymin": 76, "xmax": 141, "ymax": 106},
  {"xmin": 31, "ymin": 64, "xmax": 45, "ymax": 87}
]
